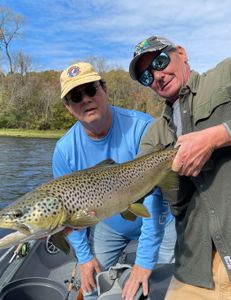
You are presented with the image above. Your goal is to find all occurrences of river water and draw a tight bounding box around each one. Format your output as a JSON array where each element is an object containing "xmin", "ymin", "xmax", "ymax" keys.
[{"xmin": 0, "ymin": 136, "xmax": 58, "ymax": 208}]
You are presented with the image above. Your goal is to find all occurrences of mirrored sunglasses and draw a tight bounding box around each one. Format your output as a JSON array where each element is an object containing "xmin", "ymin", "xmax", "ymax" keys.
[
  {"xmin": 66, "ymin": 82, "xmax": 99, "ymax": 103},
  {"xmin": 138, "ymin": 52, "xmax": 170, "ymax": 87}
]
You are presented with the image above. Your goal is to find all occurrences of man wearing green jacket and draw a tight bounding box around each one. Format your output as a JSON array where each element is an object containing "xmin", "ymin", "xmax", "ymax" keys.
[{"xmin": 125, "ymin": 35, "xmax": 231, "ymax": 300}]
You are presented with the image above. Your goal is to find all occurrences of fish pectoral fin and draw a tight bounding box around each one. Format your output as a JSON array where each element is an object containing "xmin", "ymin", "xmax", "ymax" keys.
[
  {"xmin": 71, "ymin": 216, "xmax": 99, "ymax": 227},
  {"xmin": 158, "ymin": 170, "xmax": 179, "ymax": 190},
  {"xmin": 49, "ymin": 232, "xmax": 71, "ymax": 255},
  {"xmin": 64, "ymin": 213, "xmax": 99, "ymax": 228},
  {"xmin": 129, "ymin": 203, "xmax": 150, "ymax": 218},
  {"xmin": 120, "ymin": 210, "xmax": 137, "ymax": 221}
]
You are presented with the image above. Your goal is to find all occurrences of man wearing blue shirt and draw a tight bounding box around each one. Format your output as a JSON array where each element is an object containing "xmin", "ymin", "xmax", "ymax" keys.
[{"xmin": 53, "ymin": 62, "xmax": 176, "ymax": 299}]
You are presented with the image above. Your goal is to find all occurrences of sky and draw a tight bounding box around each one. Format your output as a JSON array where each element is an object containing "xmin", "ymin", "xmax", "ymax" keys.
[{"xmin": 1, "ymin": 0, "xmax": 231, "ymax": 74}]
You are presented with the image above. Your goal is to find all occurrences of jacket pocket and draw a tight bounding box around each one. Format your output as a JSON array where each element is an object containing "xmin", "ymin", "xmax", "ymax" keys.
[{"xmin": 195, "ymin": 86, "xmax": 231, "ymax": 124}]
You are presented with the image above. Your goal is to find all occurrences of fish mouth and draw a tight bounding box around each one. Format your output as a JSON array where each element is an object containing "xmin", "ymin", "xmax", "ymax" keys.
[
  {"xmin": 0, "ymin": 221, "xmax": 31, "ymax": 235},
  {"xmin": 0, "ymin": 225, "xmax": 56, "ymax": 250},
  {"xmin": 15, "ymin": 223, "xmax": 31, "ymax": 235},
  {"xmin": 0, "ymin": 230, "xmax": 38, "ymax": 250},
  {"xmin": 0, "ymin": 224, "xmax": 65, "ymax": 250}
]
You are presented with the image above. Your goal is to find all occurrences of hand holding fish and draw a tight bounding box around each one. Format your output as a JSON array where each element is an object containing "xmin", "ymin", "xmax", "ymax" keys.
[
  {"xmin": 62, "ymin": 227, "xmax": 74, "ymax": 236},
  {"xmin": 172, "ymin": 125, "xmax": 231, "ymax": 177}
]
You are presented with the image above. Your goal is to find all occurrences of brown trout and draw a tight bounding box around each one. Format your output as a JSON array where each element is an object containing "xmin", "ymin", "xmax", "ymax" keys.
[{"xmin": 0, "ymin": 147, "xmax": 178, "ymax": 253}]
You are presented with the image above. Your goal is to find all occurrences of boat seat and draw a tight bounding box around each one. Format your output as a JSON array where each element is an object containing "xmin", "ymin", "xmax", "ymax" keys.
[{"xmin": 96, "ymin": 263, "xmax": 150, "ymax": 300}]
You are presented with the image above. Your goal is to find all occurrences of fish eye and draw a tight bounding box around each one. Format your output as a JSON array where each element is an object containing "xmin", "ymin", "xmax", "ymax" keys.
[{"xmin": 13, "ymin": 209, "xmax": 23, "ymax": 218}]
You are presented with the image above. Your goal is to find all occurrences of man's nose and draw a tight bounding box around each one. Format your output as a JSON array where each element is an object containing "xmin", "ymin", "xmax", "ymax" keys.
[
  {"xmin": 82, "ymin": 94, "xmax": 93, "ymax": 102},
  {"xmin": 151, "ymin": 69, "xmax": 165, "ymax": 81}
]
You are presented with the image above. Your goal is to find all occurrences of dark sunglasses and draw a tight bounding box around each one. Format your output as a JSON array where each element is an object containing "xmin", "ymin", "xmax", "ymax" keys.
[
  {"xmin": 65, "ymin": 82, "xmax": 100, "ymax": 103},
  {"xmin": 138, "ymin": 52, "xmax": 170, "ymax": 87}
]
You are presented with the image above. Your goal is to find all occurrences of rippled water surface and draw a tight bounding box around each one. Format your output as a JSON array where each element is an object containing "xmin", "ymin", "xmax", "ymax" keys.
[{"xmin": 0, "ymin": 136, "xmax": 58, "ymax": 208}]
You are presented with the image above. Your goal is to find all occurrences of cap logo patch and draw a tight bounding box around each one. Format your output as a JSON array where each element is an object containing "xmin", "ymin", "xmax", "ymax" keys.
[
  {"xmin": 67, "ymin": 66, "xmax": 80, "ymax": 77},
  {"xmin": 134, "ymin": 40, "xmax": 151, "ymax": 56}
]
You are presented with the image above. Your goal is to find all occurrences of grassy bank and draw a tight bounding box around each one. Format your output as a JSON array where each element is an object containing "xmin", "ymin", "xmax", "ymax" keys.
[{"xmin": 0, "ymin": 128, "xmax": 66, "ymax": 139}]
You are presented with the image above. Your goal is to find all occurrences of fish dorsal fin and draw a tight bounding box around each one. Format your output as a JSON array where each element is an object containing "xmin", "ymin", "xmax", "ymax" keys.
[
  {"xmin": 90, "ymin": 159, "xmax": 118, "ymax": 169},
  {"xmin": 129, "ymin": 203, "xmax": 150, "ymax": 218},
  {"xmin": 158, "ymin": 170, "xmax": 179, "ymax": 190},
  {"xmin": 96, "ymin": 158, "xmax": 117, "ymax": 166},
  {"xmin": 120, "ymin": 210, "xmax": 137, "ymax": 221},
  {"xmin": 152, "ymin": 144, "xmax": 166, "ymax": 152}
]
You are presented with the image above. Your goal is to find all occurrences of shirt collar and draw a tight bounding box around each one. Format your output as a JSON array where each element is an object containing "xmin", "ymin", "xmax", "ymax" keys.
[
  {"xmin": 186, "ymin": 70, "xmax": 200, "ymax": 94},
  {"xmin": 161, "ymin": 70, "xmax": 200, "ymax": 122}
]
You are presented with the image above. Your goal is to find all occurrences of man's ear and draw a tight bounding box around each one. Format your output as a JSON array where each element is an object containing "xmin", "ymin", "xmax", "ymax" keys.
[
  {"xmin": 65, "ymin": 102, "xmax": 72, "ymax": 113},
  {"xmin": 102, "ymin": 83, "xmax": 109, "ymax": 97},
  {"xmin": 176, "ymin": 46, "xmax": 188, "ymax": 62}
]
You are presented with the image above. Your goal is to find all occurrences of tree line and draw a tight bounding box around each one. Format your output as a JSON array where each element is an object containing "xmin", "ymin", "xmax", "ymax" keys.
[{"xmin": 0, "ymin": 6, "xmax": 164, "ymax": 130}]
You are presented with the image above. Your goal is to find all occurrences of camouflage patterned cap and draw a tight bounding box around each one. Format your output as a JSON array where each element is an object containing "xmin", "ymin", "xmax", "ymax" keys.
[{"xmin": 129, "ymin": 36, "xmax": 176, "ymax": 80}]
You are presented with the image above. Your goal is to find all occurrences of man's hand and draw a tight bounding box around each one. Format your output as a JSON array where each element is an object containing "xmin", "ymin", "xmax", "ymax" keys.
[
  {"xmin": 62, "ymin": 227, "xmax": 73, "ymax": 236},
  {"xmin": 122, "ymin": 264, "xmax": 152, "ymax": 300},
  {"xmin": 172, "ymin": 125, "xmax": 231, "ymax": 177},
  {"xmin": 80, "ymin": 258, "xmax": 101, "ymax": 294}
]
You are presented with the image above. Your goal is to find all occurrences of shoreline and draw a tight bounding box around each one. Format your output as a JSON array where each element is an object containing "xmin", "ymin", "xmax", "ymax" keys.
[{"xmin": 0, "ymin": 129, "xmax": 66, "ymax": 139}]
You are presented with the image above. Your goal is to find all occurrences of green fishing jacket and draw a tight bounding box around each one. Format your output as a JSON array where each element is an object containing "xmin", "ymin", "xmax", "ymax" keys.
[{"xmin": 140, "ymin": 58, "xmax": 231, "ymax": 288}]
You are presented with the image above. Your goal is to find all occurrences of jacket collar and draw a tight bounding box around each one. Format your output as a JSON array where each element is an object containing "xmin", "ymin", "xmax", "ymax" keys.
[{"xmin": 162, "ymin": 70, "xmax": 200, "ymax": 122}]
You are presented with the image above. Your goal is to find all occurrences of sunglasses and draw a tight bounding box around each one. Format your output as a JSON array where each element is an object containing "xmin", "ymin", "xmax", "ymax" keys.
[
  {"xmin": 138, "ymin": 52, "xmax": 170, "ymax": 87},
  {"xmin": 65, "ymin": 82, "xmax": 100, "ymax": 103}
]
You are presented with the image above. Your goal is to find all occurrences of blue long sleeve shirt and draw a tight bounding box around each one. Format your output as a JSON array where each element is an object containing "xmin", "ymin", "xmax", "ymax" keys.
[{"xmin": 52, "ymin": 106, "xmax": 173, "ymax": 270}]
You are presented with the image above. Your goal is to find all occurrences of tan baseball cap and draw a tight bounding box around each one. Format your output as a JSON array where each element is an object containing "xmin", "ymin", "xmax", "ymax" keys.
[{"xmin": 60, "ymin": 62, "xmax": 101, "ymax": 99}]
